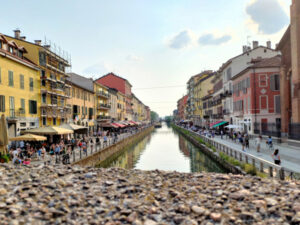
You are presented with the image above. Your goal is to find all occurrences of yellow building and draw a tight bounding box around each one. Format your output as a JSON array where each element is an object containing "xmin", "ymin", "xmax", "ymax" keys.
[
  {"xmin": 117, "ymin": 91, "xmax": 126, "ymax": 121},
  {"xmin": 0, "ymin": 34, "xmax": 40, "ymax": 137},
  {"xmin": 94, "ymin": 82, "xmax": 110, "ymax": 130},
  {"xmin": 67, "ymin": 73, "xmax": 95, "ymax": 133},
  {"xmin": 5, "ymin": 30, "xmax": 72, "ymax": 127},
  {"xmin": 194, "ymin": 72, "xmax": 215, "ymax": 126}
]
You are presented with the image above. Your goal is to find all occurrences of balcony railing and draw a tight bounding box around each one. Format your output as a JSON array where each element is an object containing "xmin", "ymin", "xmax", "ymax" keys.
[
  {"xmin": 97, "ymin": 115, "xmax": 111, "ymax": 120},
  {"xmin": 96, "ymin": 91, "xmax": 109, "ymax": 98},
  {"xmin": 97, "ymin": 104, "xmax": 111, "ymax": 109}
]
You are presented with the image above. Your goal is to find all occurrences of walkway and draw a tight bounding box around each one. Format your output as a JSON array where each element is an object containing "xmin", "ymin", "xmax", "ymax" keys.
[{"xmin": 205, "ymin": 134, "xmax": 300, "ymax": 173}]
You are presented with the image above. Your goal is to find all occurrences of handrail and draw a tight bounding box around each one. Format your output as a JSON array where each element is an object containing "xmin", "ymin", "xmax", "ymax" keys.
[{"xmin": 176, "ymin": 125, "xmax": 299, "ymax": 180}]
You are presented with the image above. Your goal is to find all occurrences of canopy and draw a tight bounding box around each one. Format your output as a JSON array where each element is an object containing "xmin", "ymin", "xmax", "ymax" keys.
[
  {"xmin": 9, "ymin": 134, "xmax": 47, "ymax": 141},
  {"xmin": 212, "ymin": 121, "xmax": 228, "ymax": 128},
  {"xmin": 129, "ymin": 121, "xmax": 138, "ymax": 125},
  {"xmin": 0, "ymin": 115, "xmax": 8, "ymax": 154},
  {"xmin": 25, "ymin": 126, "xmax": 74, "ymax": 135},
  {"xmin": 225, "ymin": 124, "xmax": 243, "ymax": 129},
  {"xmin": 210, "ymin": 121, "xmax": 222, "ymax": 128},
  {"xmin": 112, "ymin": 123, "xmax": 126, "ymax": 128},
  {"xmin": 100, "ymin": 123, "xmax": 118, "ymax": 128},
  {"xmin": 59, "ymin": 123, "xmax": 87, "ymax": 131}
]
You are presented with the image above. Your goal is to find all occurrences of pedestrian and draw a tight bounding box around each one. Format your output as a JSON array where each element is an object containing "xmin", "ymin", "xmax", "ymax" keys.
[
  {"xmin": 245, "ymin": 134, "xmax": 250, "ymax": 149},
  {"xmin": 256, "ymin": 135, "xmax": 262, "ymax": 153},
  {"xmin": 272, "ymin": 149, "xmax": 281, "ymax": 165},
  {"xmin": 103, "ymin": 135, "xmax": 108, "ymax": 147},
  {"xmin": 220, "ymin": 130, "xmax": 223, "ymax": 139}
]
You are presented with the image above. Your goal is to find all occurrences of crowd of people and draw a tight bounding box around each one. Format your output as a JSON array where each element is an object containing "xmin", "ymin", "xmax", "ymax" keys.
[
  {"xmin": 8, "ymin": 126, "xmax": 145, "ymax": 166},
  {"xmin": 178, "ymin": 122, "xmax": 281, "ymax": 165}
]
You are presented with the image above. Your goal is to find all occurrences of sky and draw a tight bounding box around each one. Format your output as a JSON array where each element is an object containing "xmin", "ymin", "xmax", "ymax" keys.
[{"xmin": 0, "ymin": 0, "xmax": 291, "ymax": 117}]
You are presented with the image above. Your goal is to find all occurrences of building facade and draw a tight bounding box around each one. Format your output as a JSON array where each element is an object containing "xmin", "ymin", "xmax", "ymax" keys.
[
  {"xmin": 231, "ymin": 56, "xmax": 281, "ymax": 135},
  {"xmin": 0, "ymin": 34, "xmax": 40, "ymax": 137},
  {"xmin": 108, "ymin": 88, "xmax": 118, "ymax": 121},
  {"xmin": 94, "ymin": 82, "xmax": 110, "ymax": 130},
  {"xmin": 67, "ymin": 73, "xmax": 95, "ymax": 132},
  {"xmin": 177, "ymin": 95, "xmax": 188, "ymax": 121},
  {"xmin": 95, "ymin": 73, "xmax": 133, "ymax": 121},
  {"xmin": 5, "ymin": 30, "xmax": 72, "ymax": 127},
  {"xmin": 117, "ymin": 91, "xmax": 126, "ymax": 121}
]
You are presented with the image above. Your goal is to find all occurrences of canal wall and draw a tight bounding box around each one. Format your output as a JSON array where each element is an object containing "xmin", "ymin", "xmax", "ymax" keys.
[
  {"xmin": 72, "ymin": 126, "xmax": 154, "ymax": 167},
  {"xmin": 172, "ymin": 125, "xmax": 243, "ymax": 175}
]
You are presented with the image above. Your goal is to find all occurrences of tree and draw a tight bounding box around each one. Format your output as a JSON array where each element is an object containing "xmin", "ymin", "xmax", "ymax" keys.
[
  {"xmin": 151, "ymin": 111, "xmax": 159, "ymax": 122},
  {"xmin": 164, "ymin": 116, "xmax": 173, "ymax": 123}
]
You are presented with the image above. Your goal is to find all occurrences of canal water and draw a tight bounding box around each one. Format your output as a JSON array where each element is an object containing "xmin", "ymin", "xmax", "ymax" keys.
[{"xmin": 97, "ymin": 123, "xmax": 226, "ymax": 173}]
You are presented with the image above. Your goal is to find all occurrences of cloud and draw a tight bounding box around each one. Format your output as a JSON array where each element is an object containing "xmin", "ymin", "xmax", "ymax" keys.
[
  {"xmin": 168, "ymin": 30, "xmax": 194, "ymax": 49},
  {"xmin": 246, "ymin": 0, "xmax": 289, "ymax": 34},
  {"xmin": 198, "ymin": 33, "xmax": 231, "ymax": 46},
  {"xmin": 126, "ymin": 54, "xmax": 143, "ymax": 62},
  {"xmin": 83, "ymin": 62, "xmax": 111, "ymax": 75}
]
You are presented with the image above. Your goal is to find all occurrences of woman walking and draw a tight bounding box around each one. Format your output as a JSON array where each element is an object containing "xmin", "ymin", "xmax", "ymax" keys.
[
  {"xmin": 256, "ymin": 135, "xmax": 262, "ymax": 153},
  {"xmin": 272, "ymin": 149, "xmax": 281, "ymax": 165}
]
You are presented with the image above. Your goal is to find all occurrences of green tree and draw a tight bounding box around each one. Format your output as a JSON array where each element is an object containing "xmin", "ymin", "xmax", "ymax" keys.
[{"xmin": 151, "ymin": 111, "xmax": 159, "ymax": 121}]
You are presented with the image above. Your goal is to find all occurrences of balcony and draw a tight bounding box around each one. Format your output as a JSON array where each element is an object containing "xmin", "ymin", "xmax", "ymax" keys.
[
  {"xmin": 97, "ymin": 115, "xmax": 111, "ymax": 121},
  {"xmin": 97, "ymin": 103, "xmax": 111, "ymax": 110},
  {"xmin": 96, "ymin": 91, "xmax": 109, "ymax": 99}
]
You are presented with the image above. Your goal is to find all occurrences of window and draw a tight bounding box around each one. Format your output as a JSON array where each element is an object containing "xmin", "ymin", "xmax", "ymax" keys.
[
  {"xmin": 53, "ymin": 118, "xmax": 56, "ymax": 125},
  {"xmin": 270, "ymin": 74, "xmax": 280, "ymax": 91},
  {"xmin": 85, "ymin": 107, "xmax": 87, "ymax": 115},
  {"xmin": 275, "ymin": 95, "xmax": 281, "ymax": 114},
  {"xmin": 9, "ymin": 96, "xmax": 15, "ymax": 117},
  {"xmin": 226, "ymin": 68, "xmax": 232, "ymax": 81},
  {"xmin": 20, "ymin": 99, "xmax": 25, "ymax": 114},
  {"xmin": 30, "ymin": 122, "xmax": 35, "ymax": 127},
  {"xmin": 42, "ymin": 117, "xmax": 46, "ymax": 126},
  {"xmin": 72, "ymin": 88, "xmax": 75, "ymax": 97},
  {"xmin": 259, "ymin": 74, "xmax": 267, "ymax": 87},
  {"xmin": 29, "ymin": 78, "xmax": 34, "ymax": 91},
  {"xmin": 42, "ymin": 93, "xmax": 47, "ymax": 104},
  {"xmin": 0, "ymin": 95, "xmax": 5, "ymax": 112},
  {"xmin": 60, "ymin": 98, "xmax": 64, "ymax": 106},
  {"xmin": 9, "ymin": 47, "xmax": 13, "ymax": 54},
  {"xmin": 246, "ymin": 77, "xmax": 250, "ymax": 88},
  {"xmin": 77, "ymin": 88, "xmax": 80, "ymax": 98},
  {"xmin": 260, "ymin": 96, "xmax": 268, "ymax": 110},
  {"xmin": 0, "ymin": 67, "xmax": 1, "ymax": 83},
  {"xmin": 29, "ymin": 100, "xmax": 37, "ymax": 114},
  {"xmin": 248, "ymin": 96, "xmax": 251, "ymax": 113},
  {"xmin": 82, "ymin": 106, "xmax": 84, "ymax": 115},
  {"xmin": 41, "ymin": 70, "xmax": 46, "ymax": 78},
  {"xmin": 39, "ymin": 52, "xmax": 46, "ymax": 66},
  {"xmin": 8, "ymin": 71, "xmax": 14, "ymax": 87},
  {"xmin": 20, "ymin": 74, "xmax": 24, "ymax": 89},
  {"xmin": 0, "ymin": 41, "xmax": 2, "ymax": 49}
]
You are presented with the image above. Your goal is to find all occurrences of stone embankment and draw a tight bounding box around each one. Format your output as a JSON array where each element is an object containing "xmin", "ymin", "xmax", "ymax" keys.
[{"xmin": 0, "ymin": 164, "xmax": 300, "ymax": 224}]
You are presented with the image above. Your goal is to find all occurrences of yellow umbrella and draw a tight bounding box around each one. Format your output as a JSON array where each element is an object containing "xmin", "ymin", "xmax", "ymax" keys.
[
  {"xmin": 24, "ymin": 126, "xmax": 74, "ymax": 135},
  {"xmin": 9, "ymin": 134, "xmax": 47, "ymax": 142},
  {"xmin": 0, "ymin": 115, "xmax": 8, "ymax": 154},
  {"xmin": 59, "ymin": 123, "xmax": 87, "ymax": 131}
]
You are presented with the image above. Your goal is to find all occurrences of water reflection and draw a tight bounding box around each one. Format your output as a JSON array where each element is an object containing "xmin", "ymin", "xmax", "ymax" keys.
[{"xmin": 97, "ymin": 123, "xmax": 226, "ymax": 173}]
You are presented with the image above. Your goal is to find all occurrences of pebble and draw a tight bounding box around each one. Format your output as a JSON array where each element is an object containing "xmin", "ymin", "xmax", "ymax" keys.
[{"xmin": 0, "ymin": 164, "xmax": 298, "ymax": 224}]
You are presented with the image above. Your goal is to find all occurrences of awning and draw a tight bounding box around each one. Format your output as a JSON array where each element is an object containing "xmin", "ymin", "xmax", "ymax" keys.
[
  {"xmin": 100, "ymin": 123, "xmax": 118, "ymax": 128},
  {"xmin": 9, "ymin": 134, "xmax": 47, "ymax": 142},
  {"xmin": 129, "ymin": 121, "xmax": 138, "ymax": 125},
  {"xmin": 112, "ymin": 123, "xmax": 126, "ymax": 128},
  {"xmin": 25, "ymin": 126, "xmax": 74, "ymax": 135},
  {"xmin": 210, "ymin": 121, "xmax": 222, "ymax": 128},
  {"xmin": 212, "ymin": 121, "xmax": 228, "ymax": 128}
]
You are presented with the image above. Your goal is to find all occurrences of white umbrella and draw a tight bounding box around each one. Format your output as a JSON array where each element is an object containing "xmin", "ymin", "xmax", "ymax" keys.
[{"xmin": 225, "ymin": 124, "xmax": 243, "ymax": 129}]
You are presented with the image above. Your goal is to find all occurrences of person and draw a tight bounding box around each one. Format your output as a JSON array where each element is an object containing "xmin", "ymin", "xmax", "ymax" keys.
[
  {"xmin": 82, "ymin": 140, "xmax": 87, "ymax": 154},
  {"xmin": 267, "ymin": 136, "xmax": 273, "ymax": 150},
  {"xmin": 256, "ymin": 135, "xmax": 262, "ymax": 153},
  {"xmin": 37, "ymin": 146, "xmax": 42, "ymax": 160},
  {"xmin": 220, "ymin": 130, "xmax": 223, "ymax": 139},
  {"xmin": 272, "ymin": 149, "xmax": 281, "ymax": 165},
  {"xmin": 19, "ymin": 141, "xmax": 25, "ymax": 150},
  {"xmin": 103, "ymin": 135, "xmax": 108, "ymax": 147},
  {"xmin": 41, "ymin": 145, "xmax": 46, "ymax": 161},
  {"xmin": 23, "ymin": 158, "xmax": 31, "ymax": 165},
  {"xmin": 11, "ymin": 148, "xmax": 21, "ymax": 165},
  {"xmin": 245, "ymin": 134, "xmax": 250, "ymax": 149}
]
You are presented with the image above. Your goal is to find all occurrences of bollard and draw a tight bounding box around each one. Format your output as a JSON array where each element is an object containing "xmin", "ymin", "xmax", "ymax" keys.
[
  {"xmin": 80, "ymin": 149, "xmax": 82, "ymax": 159},
  {"xmin": 245, "ymin": 155, "xmax": 248, "ymax": 164},
  {"xmin": 239, "ymin": 152, "xmax": 242, "ymax": 161},
  {"xmin": 269, "ymin": 166, "xmax": 273, "ymax": 177},
  {"xmin": 73, "ymin": 150, "xmax": 75, "ymax": 162},
  {"xmin": 260, "ymin": 162, "xmax": 264, "ymax": 172},
  {"xmin": 252, "ymin": 158, "xmax": 255, "ymax": 167},
  {"xmin": 279, "ymin": 168, "xmax": 285, "ymax": 180},
  {"xmin": 234, "ymin": 151, "xmax": 237, "ymax": 159}
]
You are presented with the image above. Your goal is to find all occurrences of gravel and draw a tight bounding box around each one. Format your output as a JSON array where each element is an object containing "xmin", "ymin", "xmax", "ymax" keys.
[{"xmin": 0, "ymin": 164, "xmax": 299, "ymax": 224}]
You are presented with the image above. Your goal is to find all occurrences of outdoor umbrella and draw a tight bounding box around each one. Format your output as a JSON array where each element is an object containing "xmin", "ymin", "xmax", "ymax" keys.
[
  {"xmin": 24, "ymin": 126, "xmax": 74, "ymax": 135},
  {"xmin": 225, "ymin": 125, "xmax": 242, "ymax": 129},
  {"xmin": 0, "ymin": 115, "xmax": 8, "ymax": 154},
  {"xmin": 9, "ymin": 134, "xmax": 47, "ymax": 142},
  {"xmin": 59, "ymin": 123, "xmax": 87, "ymax": 131}
]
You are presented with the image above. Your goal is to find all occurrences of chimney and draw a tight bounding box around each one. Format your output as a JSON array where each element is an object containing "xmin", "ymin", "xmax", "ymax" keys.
[
  {"xmin": 266, "ymin": 41, "xmax": 271, "ymax": 49},
  {"xmin": 34, "ymin": 40, "xmax": 42, "ymax": 45},
  {"xmin": 243, "ymin": 45, "xmax": 248, "ymax": 53},
  {"xmin": 252, "ymin": 41, "xmax": 259, "ymax": 49},
  {"xmin": 14, "ymin": 29, "xmax": 21, "ymax": 39},
  {"xmin": 20, "ymin": 36, "xmax": 26, "ymax": 41},
  {"xmin": 43, "ymin": 44, "xmax": 50, "ymax": 49}
]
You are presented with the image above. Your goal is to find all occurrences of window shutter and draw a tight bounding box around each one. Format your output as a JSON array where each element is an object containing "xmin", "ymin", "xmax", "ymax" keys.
[
  {"xmin": 275, "ymin": 96, "xmax": 281, "ymax": 113},
  {"xmin": 270, "ymin": 75, "xmax": 275, "ymax": 91}
]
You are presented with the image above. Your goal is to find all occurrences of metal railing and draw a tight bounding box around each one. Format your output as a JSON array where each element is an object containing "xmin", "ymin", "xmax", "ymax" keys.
[
  {"xmin": 96, "ymin": 91, "xmax": 109, "ymax": 98},
  {"xmin": 177, "ymin": 125, "xmax": 298, "ymax": 180}
]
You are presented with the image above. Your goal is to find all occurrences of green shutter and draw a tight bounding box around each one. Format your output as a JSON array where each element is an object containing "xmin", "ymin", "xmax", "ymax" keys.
[
  {"xmin": 20, "ymin": 74, "xmax": 24, "ymax": 89},
  {"xmin": 20, "ymin": 99, "xmax": 25, "ymax": 114},
  {"xmin": 8, "ymin": 71, "xmax": 14, "ymax": 87},
  {"xmin": 0, "ymin": 95, "xmax": 5, "ymax": 112},
  {"xmin": 30, "ymin": 78, "xmax": 34, "ymax": 91}
]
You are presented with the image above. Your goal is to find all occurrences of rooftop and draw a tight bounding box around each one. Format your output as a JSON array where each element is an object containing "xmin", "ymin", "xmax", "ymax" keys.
[{"xmin": 67, "ymin": 73, "xmax": 94, "ymax": 93}]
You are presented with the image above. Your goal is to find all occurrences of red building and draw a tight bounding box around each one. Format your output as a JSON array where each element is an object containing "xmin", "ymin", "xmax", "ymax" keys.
[
  {"xmin": 177, "ymin": 95, "xmax": 188, "ymax": 121},
  {"xmin": 231, "ymin": 56, "xmax": 281, "ymax": 135},
  {"xmin": 145, "ymin": 106, "xmax": 151, "ymax": 122},
  {"xmin": 95, "ymin": 73, "xmax": 133, "ymax": 120}
]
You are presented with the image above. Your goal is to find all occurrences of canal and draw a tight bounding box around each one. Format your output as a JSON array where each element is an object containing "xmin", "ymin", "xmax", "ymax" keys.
[{"xmin": 97, "ymin": 123, "xmax": 226, "ymax": 173}]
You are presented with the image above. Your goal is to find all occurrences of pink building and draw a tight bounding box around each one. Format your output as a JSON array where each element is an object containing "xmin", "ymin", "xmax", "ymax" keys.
[{"xmin": 231, "ymin": 56, "xmax": 281, "ymax": 135}]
